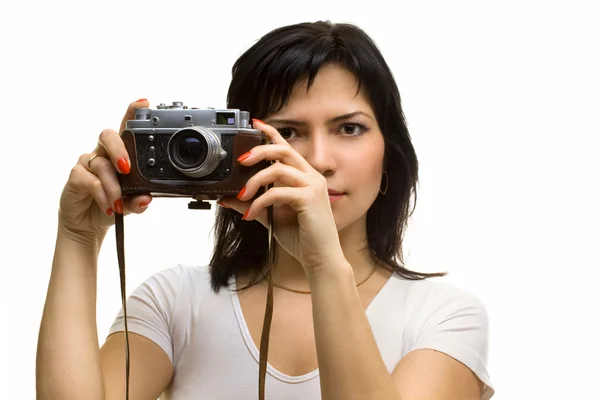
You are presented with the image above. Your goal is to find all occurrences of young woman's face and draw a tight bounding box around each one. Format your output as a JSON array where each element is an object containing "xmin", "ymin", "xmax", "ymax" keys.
[{"xmin": 264, "ymin": 63, "xmax": 386, "ymax": 232}]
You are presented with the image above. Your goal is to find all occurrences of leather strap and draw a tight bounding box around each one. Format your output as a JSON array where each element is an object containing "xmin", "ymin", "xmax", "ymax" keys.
[
  {"xmin": 259, "ymin": 203, "xmax": 275, "ymax": 399},
  {"xmin": 114, "ymin": 199, "xmax": 275, "ymax": 400},
  {"xmin": 114, "ymin": 212, "xmax": 130, "ymax": 400}
]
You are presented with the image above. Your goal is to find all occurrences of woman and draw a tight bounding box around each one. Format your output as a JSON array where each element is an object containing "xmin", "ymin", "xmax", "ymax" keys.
[{"xmin": 37, "ymin": 21, "xmax": 495, "ymax": 399}]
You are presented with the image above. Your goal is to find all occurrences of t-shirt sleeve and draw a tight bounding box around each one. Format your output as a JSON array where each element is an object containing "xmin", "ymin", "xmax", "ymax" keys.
[
  {"xmin": 408, "ymin": 288, "xmax": 495, "ymax": 400},
  {"xmin": 106, "ymin": 265, "xmax": 183, "ymax": 364}
]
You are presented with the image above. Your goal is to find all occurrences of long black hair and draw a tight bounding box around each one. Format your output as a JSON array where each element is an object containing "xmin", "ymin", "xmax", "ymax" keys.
[{"xmin": 209, "ymin": 20, "xmax": 446, "ymax": 293}]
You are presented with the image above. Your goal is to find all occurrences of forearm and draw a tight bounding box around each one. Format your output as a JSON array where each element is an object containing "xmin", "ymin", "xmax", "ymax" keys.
[
  {"xmin": 36, "ymin": 227, "xmax": 106, "ymax": 400},
  {"xmin": 308, "ymin": 261, "xmax": 402, "ymax": 400}
]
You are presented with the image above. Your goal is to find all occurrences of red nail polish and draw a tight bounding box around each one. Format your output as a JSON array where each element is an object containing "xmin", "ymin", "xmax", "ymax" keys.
[
  {"xmin": 135, "ymin": 98, "xmax": 147, "ymax": 103},
  {"xmin": 237, "ymin": 186, "xmax": 247, "ymax": 200},
  {"xmin": 106, "ymin": 208, "xmax": 114, "ymax": 216},
  {"xmin": 252, "ymin": 118, "xmax": 265, "ymax": 125},
  {"xmin": 118, "ymin": 158, "xmax": 130, "ymax": 174},
  {"xmin": 237, "ymin": 152, "xmax": 251, "ymax": 162},
  {"xmin": 139, "ymin": 202, "xmax": 149, "ymax": 209},
  {"xmin": 242, "ymin": 209, "xmax": 250, "ymax": 220},
  {"xmin": 114, "ymin": 199, "xmax": 124, "ymax": 214}
]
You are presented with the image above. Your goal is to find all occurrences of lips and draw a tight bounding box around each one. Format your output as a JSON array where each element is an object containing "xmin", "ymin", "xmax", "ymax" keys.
[{"xmin": 327, "ymin": 189, "xmax": 345, "ymax": 203}]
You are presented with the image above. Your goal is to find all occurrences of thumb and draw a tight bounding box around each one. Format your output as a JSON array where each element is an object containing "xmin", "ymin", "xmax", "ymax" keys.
[{"xmin": 119, "ymin": 98, "xmax": 149, "ymax": 134}]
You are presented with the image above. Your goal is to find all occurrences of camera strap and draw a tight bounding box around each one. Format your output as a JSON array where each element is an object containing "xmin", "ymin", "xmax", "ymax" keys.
[
  {"xmin": 114, "ymin": 212, "xmax": 130, "ymax": 400},
  {"xmin": 259, "ymin": 204, "xmax": 275, "ymax": 400},
  {"xmin": 113, "ymin": 204, "xmax": 275, "ymax": 400}
]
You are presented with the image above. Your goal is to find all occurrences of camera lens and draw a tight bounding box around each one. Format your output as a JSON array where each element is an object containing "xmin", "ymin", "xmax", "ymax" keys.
[
  {"xmin": 169, "ymin": 130, "xmax": 208, "ymax": 169},
  {"xmin": 167, "ymin": 127, "xmax": 226, "ymax": 178}
]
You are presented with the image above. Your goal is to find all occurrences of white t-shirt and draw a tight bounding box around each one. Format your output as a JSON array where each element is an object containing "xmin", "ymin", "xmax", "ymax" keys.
[{"xmin": 108, "ymin": 265, "xmax": 495, "ymax": 399}]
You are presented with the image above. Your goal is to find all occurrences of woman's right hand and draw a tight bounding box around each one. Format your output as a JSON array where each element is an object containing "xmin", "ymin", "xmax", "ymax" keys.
[{"xmin": 58, "ymin": 99, "xmax": 153, "ymax": 242}]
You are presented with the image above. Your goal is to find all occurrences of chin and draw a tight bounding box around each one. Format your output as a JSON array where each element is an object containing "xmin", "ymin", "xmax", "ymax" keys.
[{"xmin": 332, "ymin": 198, "xmax": 373, "ymax": 233}]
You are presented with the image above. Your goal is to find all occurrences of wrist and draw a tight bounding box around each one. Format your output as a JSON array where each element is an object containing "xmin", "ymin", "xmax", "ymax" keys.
[
  {"xmin": 305, "ymin": 255, "xmax": 353, "ymax": 283},
  {"xmin": 53, "ymin": 227, "xmax": 103, "ymax": 276},
  {"xmin": 56, "ymin": 223, "xmax": 106, "ymax": 252}
]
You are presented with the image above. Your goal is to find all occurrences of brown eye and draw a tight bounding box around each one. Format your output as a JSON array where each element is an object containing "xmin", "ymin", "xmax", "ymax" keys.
[
  {"xmin": 343, "ymin": 124, "xmax": 357, "ymax": 134},
  {"xmin": 278, "ymin": 128, "xmax": 296, "ymax": 140},
  {"xmin": 340, "ymin": 123, "xmax": 367, "ymax": 136}
]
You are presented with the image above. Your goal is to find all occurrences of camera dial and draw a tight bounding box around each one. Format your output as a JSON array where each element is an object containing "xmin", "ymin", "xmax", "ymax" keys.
[
  {"xmin": 167, "ymin": 126, "xmax": 226, "ymax": 178},
  {"xmin": 158, "ymin": 101, "xmax": 187, "ymax": 109}
]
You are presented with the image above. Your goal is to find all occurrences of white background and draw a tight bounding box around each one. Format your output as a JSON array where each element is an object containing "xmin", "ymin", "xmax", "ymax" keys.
[{"xmin": 1, "ymin": 0, "xmax": 599, "ymax": 398}]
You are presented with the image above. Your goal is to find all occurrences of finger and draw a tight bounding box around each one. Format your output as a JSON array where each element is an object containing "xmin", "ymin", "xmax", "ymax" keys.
[
  {"xmin": 123, "ymin": 194, "xmax": 153, "ymax": 214},
  {"xmin": 85, "ymin": 154, "xmax": 125, "ymax": 214},
  {"xmin": 94, "ymin": 129, "xmax": 131, "ymax": 175},
  {"xmin": 243, "ymin": 186, "xmax": 302, "ymax": 222},
  {"xmin": 82, "ymin": 154, "xmax": 153, "ymax": 215},
  {"xmin": 119, "ymin": 98, "xmax": 148, "ymax": 134},
  {"xmin": 72, "ymin": 159, "xmax": 114, "ymax": 216},
  {"xmin": 238, "ymin": 143, "xmax": 310, "ymax": 172},
  {"xmin": 216, "ymin": 197, "xmax": 247, "ymax": 214},
  {"xmin": 216, "ymin": 197, "xmax": 269, "ymax": 228},
  {"xmin": 252, "ymin": 118, "xmax": 289, "ymax": 146},
  {"xmin": 237, "ymin": 162, "xmax": 308, "ymax": 201}
]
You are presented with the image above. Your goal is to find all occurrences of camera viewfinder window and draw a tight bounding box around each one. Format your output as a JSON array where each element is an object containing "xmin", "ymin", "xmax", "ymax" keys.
[{"xmin": 216, "ymin": 112, "xmax": 236, "ymax": 125}]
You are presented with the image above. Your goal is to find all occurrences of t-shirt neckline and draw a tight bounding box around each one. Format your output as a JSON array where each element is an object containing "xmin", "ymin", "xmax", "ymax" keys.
[{"xmin": 229, "ymin": 270, "xmax": 397, "ymax": 383}]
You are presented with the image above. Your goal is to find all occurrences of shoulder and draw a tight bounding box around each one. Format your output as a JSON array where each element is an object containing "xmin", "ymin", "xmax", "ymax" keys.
[
  {"xmin": 144, "ymin": 264, "xmax": 213, "ymax": 288},
  {"xmin": 389, "ymin": 275, "xmax": 494, "ymax": 397},
  {"xmin": 145, "ymin": 264, "xmax": 238, "ymax": 305},
  {"xmin": 394, "ymin": 276, "xmax": 490, "ymax": 347},
  {"xmin": 389, "ymin": 274, "xmax": 489, "ymax": 323},
  {"xmin": 130, "ymin": 264, "xmax": 219, "ymax": 308}
]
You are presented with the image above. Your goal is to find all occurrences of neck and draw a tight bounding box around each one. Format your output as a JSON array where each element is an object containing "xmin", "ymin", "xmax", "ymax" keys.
[{"xmin": 269, "ymin": 221, "xmax": 378, "ymax": 290}]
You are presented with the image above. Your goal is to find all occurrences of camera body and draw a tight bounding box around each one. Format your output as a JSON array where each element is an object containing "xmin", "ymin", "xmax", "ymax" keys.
[{"xmin": 119, "ymin": 102, "xmax": 268, "ymax": 201}]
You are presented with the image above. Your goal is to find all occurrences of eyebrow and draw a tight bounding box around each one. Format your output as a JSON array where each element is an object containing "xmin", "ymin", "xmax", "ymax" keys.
[{"xmin": 266, "ymin": 111, "xmax": 374, "ymax": 126}]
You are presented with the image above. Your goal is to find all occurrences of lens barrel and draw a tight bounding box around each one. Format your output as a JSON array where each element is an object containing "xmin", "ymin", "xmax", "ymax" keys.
[{"xmin": 167, "ymin": 127, "xmax": 225, "ymax": 178}]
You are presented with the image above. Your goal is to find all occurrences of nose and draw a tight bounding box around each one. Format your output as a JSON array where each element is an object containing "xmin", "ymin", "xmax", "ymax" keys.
[{"xmin": 299, "ymin": 132, "xmax": 337, "ymax": 176}]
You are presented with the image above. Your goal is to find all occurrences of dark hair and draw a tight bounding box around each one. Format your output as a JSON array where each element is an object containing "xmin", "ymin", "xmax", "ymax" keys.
[{"xmin": 209, "ymin": 20, "xmax": 447, "ymax": 293}]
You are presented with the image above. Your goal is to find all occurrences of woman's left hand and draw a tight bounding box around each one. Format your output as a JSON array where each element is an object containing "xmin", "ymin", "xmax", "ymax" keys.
[{"xmin": 218, "ymin": 119, "xmax": 344, "ymax": 275}]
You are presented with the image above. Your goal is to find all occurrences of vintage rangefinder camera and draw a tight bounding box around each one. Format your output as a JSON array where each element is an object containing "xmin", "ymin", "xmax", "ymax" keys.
[{"xmin": 119, "ymin": 101, "xmax": 268, "ymax": 205}]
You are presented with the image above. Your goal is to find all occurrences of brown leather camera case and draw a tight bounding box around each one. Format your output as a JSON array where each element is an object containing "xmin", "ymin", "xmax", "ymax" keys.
[{"xmin": 118, "ymin": 130, "xmax": 269, "ymax": 200}]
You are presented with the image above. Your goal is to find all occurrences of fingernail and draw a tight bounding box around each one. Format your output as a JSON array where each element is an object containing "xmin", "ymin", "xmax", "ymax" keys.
[
  {"xmin": 237, "ymin": 186, "xmax": 247, "ymax": 200},
  {"xmin": 114, "ymin": 199, "xmax": 124, "ymax": 214},
  {"xmin": 118, "ymin": 158, "xmax": 130, "ymax": 174},
  {"xmin": 242, "ymin": 209, "xmax": 250, "ymax": 220},
  {"xmin": 106, "ymin": 208, "xmax": 114, "ymax": 216},
  {"xmin": 136, "ymin": 98, "xmax": 147, "ymax": 103},
  {"xmin": 216, "ymin": 201, "xmax": 231, "ymax": 209},
  {"xmin": 237, "ymin": 152, "xmax": 251, "ymax": 162},
  {"xmin": 139, "ymin": 202, "xmax": 149, "ymax": 209},
  {"xmin": 252, "ymin": 118, "xmax": 265, "ymax": 125}
]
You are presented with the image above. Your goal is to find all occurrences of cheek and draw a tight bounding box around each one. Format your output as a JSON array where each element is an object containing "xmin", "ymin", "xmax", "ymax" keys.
[
  {"xmin": 348, "ymin": 141, "xmax": 384, "ymax": 184},
  {"xmin": 353, "ymin": 161, "xmax": 381, "ymax": 182},
  {"xmin": 343, "ymin": 157, "xmax": 384, "ymax": 197}
]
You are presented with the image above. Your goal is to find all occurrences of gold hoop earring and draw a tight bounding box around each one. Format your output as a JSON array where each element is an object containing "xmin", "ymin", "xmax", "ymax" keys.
[{"xmin": 379, "ymin": 171, "xmax": 388, "ymax": 195}]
